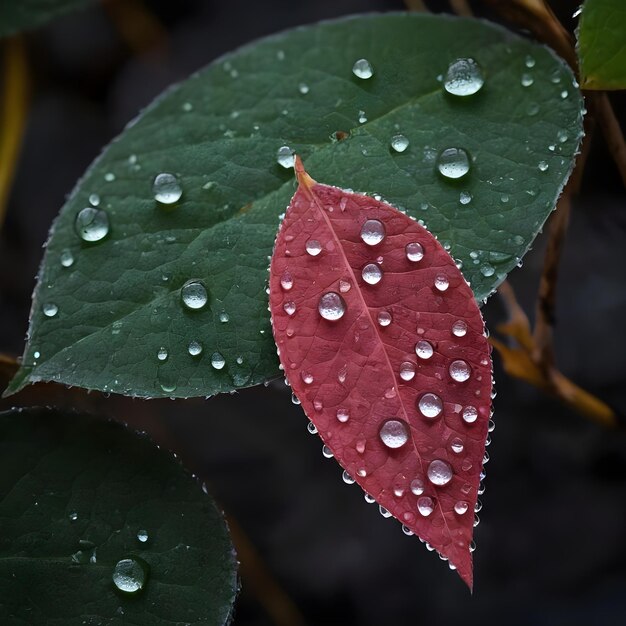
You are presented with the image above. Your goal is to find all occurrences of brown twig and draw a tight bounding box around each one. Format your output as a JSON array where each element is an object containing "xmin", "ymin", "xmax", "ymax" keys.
[
  {"xmin": 449, "ymin": 0, "xmax": 474, "ymax": 17},
  {"xmin": 403, "ymin": 0, "xmax": 428, "ymax": 12},
  {"xmin": 0, "ymin": 36, "xmax": 29, "ymax": 229}
]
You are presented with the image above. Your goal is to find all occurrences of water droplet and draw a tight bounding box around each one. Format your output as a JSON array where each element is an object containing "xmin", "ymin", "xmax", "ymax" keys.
[
  {"xmin": 557, "ymin": 129, "xmax": 568, "ymax": 143},
  {"xmin": 75, "ymin": 207, "xmax": 109, "ymax": 242},
  {"xmin": 301, "ymin": 371, "xmax": 314, "ymax": 384},
  {"xmin": 42, "ymin": 303, "xmax": 58, "ymax": 317},
  {"xmin": 104, "ymin": 172, "xmax": 115, "ymax": 182},
  {"xmin": 560, "ymin": 90, "xmax": 568, "ymax": 99},
  {"xmin": 280, "ymin": 270, "xmax": 295, "ymax": 291},
  {"xmin": 379, "ymin": 505, "xmax": 392, "ymax": 518},
  {"xmin": 415, "ymin": 340, "xmax": 433, "ymax": 360},
  {"xmin": 60, "ymin": 249, "xmax": 74, "ymax": 267},
  {"xmin": 181, "ymin": 280, "xmax": 208, "ymax": 310},
  {"xmin": 410, "ymin": 478, "xmax": 425, "ymax": 495},
  {"xmin": 291, "ymin": 392, "xmax": 301, "ymax": 405},
  {"xmin": 449, "ymin": 359, "xmax": 471, "ymax": 382},
  {"xmin": 377, "ymin": 310, "xmax": 392, "ymax": 327},
  {"xmin": 352, "ymin": 58, "xmax": 373, "ymax": 79},
  {"xmin": 450, "ymin": 437, "xmax": 464, "ymax": 454},
  {"xmin": 342, "ymin": 470, "xmax": 355, "ymax": 484},
  {"xmin": 501, "ymin": 193, "xmax": 510, "ymax": 203},
  {"xmin": 521, "ymin": 73, "xmax": 534, "ymax": 87},
  {"xmin": 452, "ymin": 320, "xmax": 467, "ymax": 337},
  {"xmin": 306, "ymin": 422, "xmax": 317, "ymax": 435},
  {"xmin": 417, "ymin": 496, "xmax": 434, "ymax": 516},
  {"xmin": 356, "ymin": 439, "xmax": 366, "ymax": 454},
  {"xmin": 211, "ymin": 352, "xmax": 225, "ymax": 370},
  {"xmin": 525, "ymin": 55, "xmax": 536, "ymax": 68},
  {"xmin": 418, "ymin": 393, "xmax": 443, "ymax": 419},
  {"xmin": 339, "ymin": 279, "xmax": 351, "ymax": 293},
  {"xmin": 283, "ymin": 301, "xmax": 296, "ymax": 316},
  {"xmin": 462, "ymin": 458, "xmax": 473, "ymax": 472},
  {"xmin": 462, "ymin": 405, "xmax": 478, "ymax": 424},
  {"xmin": 405, "ymin": 242, "xmax": 424, "ymax": 262},
  {"xmin": 157, "ymin": 347, "xmax": 168, "ymax": 361},
  {"xmin": 459, "ymin": 191, "xmax": 472, "ymax": 205},
  {"xmin": 69, "ymin": 511, "xmax": 78, "ymax": 522},
  {"xmin": 358, "ymin": 110, "xmax": 367, "ymax": 124},
  {"xmin": 434, "ymin": 274, "xmax": 449, "ymax": 292},
  {"xmin": 153, "ymin": 172, "xmax": 182, "ymax": 204},
  {"xmin": 390, "ymin": 134, "xmax": 409, "ymax": 153},
  {"xmin": 379, "ymin": 419, "xmax": 410, "ymax": 449},
  {"xmin": 188, "ymin": 340, "xmax": 202, "ymax": 356},
  {"xmin": 306, "ymin": 239, "xmax": 322, "ymax": 256},
  {"xmin": 318, "ymin": 292, "xmax": 346, "ymax": 321},
  {"xmin": 298, "ymin": 82, "xmax": 309, "ymax": 95},
  {"xmin": 454, "ymin": 501, "xmax": 469, "ymax": 515},
  {"xmin": 137, "ymin": 529, "xmax": 148, "ymax": 543},
  {"xmin": 443, "ymin": 58, "xmax": 484, "ymax": 96},
  {"xmin": 112, "ymin": 557, "xmax": 149, "ymax": 595},
  {"xmin": 538, "ymin": 160, "xmax": 549, "ymax": 172},
  {"xmin": 427, "ymin": 459, "xmax": 453, "ymax": 486},
  {"xmin": 402, "ymin": 525, "xmax": 415, "ymax": 535},
  {"xmin": 364, "ymin": 493, "xmax": 376, "ymax": 504},
  {"xmin": 322, "ymin": 445, "xmax": 333, "ymax": 458},
  {"xmin": 362, "ymin": 263, "xmax": 382, "ymax": 285},
  {"xmin": 335, "ymin": 408, "xmax": 350, "ymax": 423},
  {"xmin": 276, "ymin": 146, "xmax": 295, "ymax": 169},
  {"xmin": 400, "ymin": 361, "xmax": 415, "ymax": 381},
  {"xmin": 88, "ymin": 193, "xmax": 100, "ymax": 206},
  {"xmin": 360, "ymin": 219, "xmax": 386, "ymax": 246},
  {"xmin": 436, "ymin": 147, "xmax": 471, "ymax": 179}
]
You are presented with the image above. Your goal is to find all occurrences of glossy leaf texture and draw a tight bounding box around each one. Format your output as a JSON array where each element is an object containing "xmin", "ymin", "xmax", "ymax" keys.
[
  {"xmin": 269, "ymin": 159, "xmax": 492, "ymax": 589},
  {"xmin": 0, "ymin": 0, "xmax": 94, "ymax": 38},
  {"xmin": 577, "ymin": 0, "xmax": 626, "ymax": 89},
  {"xmin": 0, "ymin": 408, "xmax": 238, "ymax": 625},
  {"xmin": 8, "ymin": 13, "xmax": 583, "ymax": 399}
]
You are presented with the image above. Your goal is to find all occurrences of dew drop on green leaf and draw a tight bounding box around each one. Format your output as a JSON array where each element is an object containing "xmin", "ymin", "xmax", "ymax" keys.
[
  {"xmin": 74, "ymin": 207, "xmax": 110, "ymax": 242},
  {"xmin": 443, "ymin": 58, "xmax": 484, "ymax": 96},
  {"xmin": 352, "ymin": 58, "xmax": 373, "ymax": 79},
  {"xmin": 436, "ymin": 147, "xmax": 471, "ymax": 179},
  {"xmin": 152, "ymin": 172, "xmax": 182, "ymax": 204},
  {"xmin": 180, "ymin": 280, "xmax": 208, "ymax": 310},
  {"xmin": 112, "ymin": 557, "xmax": 149, "ymax": 595}
]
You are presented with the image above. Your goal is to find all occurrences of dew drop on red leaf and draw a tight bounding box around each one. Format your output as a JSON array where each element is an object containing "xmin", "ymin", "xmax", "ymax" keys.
[{"xmin": 269, "ymin": 157, "xmax": 493, "ymax": 589}]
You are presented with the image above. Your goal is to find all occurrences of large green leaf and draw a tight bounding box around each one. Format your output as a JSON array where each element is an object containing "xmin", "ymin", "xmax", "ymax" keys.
[
  {"xmin": 8, "ymin": 13, "xmax": 583, "ymax": 398},
  {"xmin": 577, "ymin": 0, "xmax": 626, "ymax": 89},
  {"xmin": 0, "ymin": 408, "xmax": 238, "ymax": 625},
  {"xmin": 0, "ymin": 0, "xmax": 94, "ymax": 38}
]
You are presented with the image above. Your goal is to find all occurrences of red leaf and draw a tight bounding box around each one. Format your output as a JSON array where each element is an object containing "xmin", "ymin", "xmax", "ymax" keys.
[{"xmin": 269, "ymin": 157, "xmax": 492, "ymax": 589}]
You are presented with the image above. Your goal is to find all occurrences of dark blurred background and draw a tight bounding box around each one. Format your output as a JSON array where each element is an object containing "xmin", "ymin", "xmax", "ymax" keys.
[{"xmin": 1, "ymin": 1, "xmax": 625, "ymax": 624}]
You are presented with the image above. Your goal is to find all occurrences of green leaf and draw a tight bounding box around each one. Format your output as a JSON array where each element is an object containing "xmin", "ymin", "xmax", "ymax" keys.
[
  {"xmin": 577, "ymin": 0, "xmax": 626, "ymax": 89},
  {"xmin": 9, "ymin": 13, "xmax": 584, "ymax": 398},
  {"xmin": 0, "ymin": 408, "xmax": 238, "ymax": 625},
  {"xmin": 0, "ymin": 0, "xmax": 94, "ymax": 38}
]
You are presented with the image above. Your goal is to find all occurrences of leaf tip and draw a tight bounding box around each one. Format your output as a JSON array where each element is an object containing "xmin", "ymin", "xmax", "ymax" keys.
[{"xmin": 294, "ymin": 155, "xmax": 316, "ymax": 191}]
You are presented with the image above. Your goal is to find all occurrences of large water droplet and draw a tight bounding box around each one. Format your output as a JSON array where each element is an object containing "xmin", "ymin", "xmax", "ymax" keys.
[
  {"xmin": 277, "ymin": 146, "xmax": 295, "ymax": 168},
  {"xmin": 379, "ymin": 419, "xmax": 410, "ymax": 449},
  {"xmin": 306, "ymin": 239, "xmax": 322, "ymax": 256},
  {"xmin": 181, "ymin": 280, "xmax": 208, "ymax": 310},
  {"xmin": 360, "ymin": 219, "xmax": 386, "ymax": 246},
  {"xmin": 42, "ymin": 303, "xmax": 58, "ymax": 317},
  {"xmin": 417, "ymin": 496, "xmax": 434, "ymax": 516},
  {"xmin": 211, "ymin": 352, "xmax": 225, "ymax": 370},
  {"xmin": 390, "ymin": 134, "xmax": 409, "ymax": 153},
  {"xmin": 60, "ymin": 249, "xmax": 74, "ymax": 267},
  {"xmin": 436, "ymin": 147, "xmax": 471, "ymax": 179},
  {"xmin": 443, "ymin": 58, "xmax": 484, "ymax": 96},
  {"xmin": 318, "ymin": 292, "xmax": 346, "ymax": 321},
  {"xmin": 377, "ymin": 310, "xmax": 392, "ymax": 327},
  {"xmin": 434, "ymin": 274, "xmax": 449, "ymax": 291},
  {"xmin": 462, "ymin": 405, "xmax": 478, "ymax": 424},
  {"xmin": 352, "ymin": 58, "xmax": 373, "ymax": 79},
  {"xmin": 112, "ymin": 557, "xmax": 149, "ymax": 594},
  {"xmin": 415, "ymin": 340, "xmax": 433, "ymax": 360},
  {"xmin": 75, "ymin": 207, "xmax": 109, "ymax": 242},
  {"xmin": 427, "ymin": 459, "xmax": 453, "ymax": 486},
  {"xmin": 449, "ymin": 360, "xmax": 471, "ymax": 382},
  {"xmin": 153, "ymin": 172, "xmax": 182, "ymax": 204},
  {"xmin": 452, "ymin": 320, "xmax": 468, "ymax": 337},
  {"xmin": 362, "ymin": 263, "xmax": 382, "ymax": 285},
  {"xmin": 418, "ymin": 393, "xmax": 443, "ymax": 419},
  {"xmin": 405, "ymin": 242, "xmax": 424, "ymax": 263},
  {"xmin": 400, "ymin": 361, "xmax": 415, "ymax": 381}
]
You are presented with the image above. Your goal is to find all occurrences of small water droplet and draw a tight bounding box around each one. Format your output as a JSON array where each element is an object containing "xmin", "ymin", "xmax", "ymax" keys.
[
  {"xmin": 291, "ymin": 392, "xmax": 301, "ymax": 405},
  {"xmin": 276, "ymin": 146, "xmax": 295, "ymax": 168},
  {"xmin": 104, "ymin": 172, "xmax": 115, "ymax": 182},
  {"xmin": 153, "ymin": 172, "xmax": 182, "ymax": 204},
  {"xmin": 69, "ymin": 511, "xmax": 78, "ymax": 522},
  {"xmin": 436, "ymin": 147, "xmax": 471, "ymax": 179},
  {"xmin": 449, "ymin": 359, "xmax": 471, "ymax": 382},
  {"xmin": 390, "ymin": 134, "xmax": 409, "ymax": 153},
  {"xmin": 400, "ymin": 361, "xmax": 416, "ymax": 381},
  {"xmin": 450, "ymin": 437, "xmax": 464, "ymax": 454},
  {"xmin": 75, "ymin": 207, "xmax": 110, "ymax": 242},
  {"xmin": 218, "ymin": 312, "xmax": 230, "ymax": 324},
  {"xmin": 358, "ymin": 110, "xmax": 367, "ymax": 124},
  {"xmin": 352, "ymin": 58, "xmax": 373, "ymax": 79},
  {"xmin": 415, "ymin": 340, "xmax": 433, "ymax": 360},
  {"xmin": 339, "ymin": 279, "xmax": 351, "ymax": 293},
  {"xmin": 538, "ymin": 160, "xmax": 549, "ymax": 172},
  {"xmin": 557, "ymin": 129, "xmax": 568, "ymax": 143},
  {"xmin": 452, "ymin": 320, "xmax": 467, "ymax": 337},
  {"xmin": 362, "ymin": 263, "xmax": 382, "ymax": 285},
  {"xmin": 322, "ymin": 445, "xmax": 333, "ymax": 458},
  {"xmin": 306, "ymin": 239, "xmax": 322, "ymax": 256},
  {"xmin": 525, "ymin": 55, "xmax": 536, "ymax": 68},
  {"xmin": 443, "ymin": 57, "xmax": 484, "ymax": 96},
  {"xmin": 42, "ymin": 303, "xmax": 58, "ymax": 317},
  {"xmin": 356, "ymin": 439, "xmax": 366, "ymax": 454},
  {"xmin": 342, "ymin": 470, "xmax": 355, "ymax": 484},
  {"xmin": 501, "ymin": 193, "xmax": 510, "ymax": 203},
  {"xmin": 459, "ymin": 191, "xmax": 472, "ymax": 205},
  {"xmin": 405, "ymin": 242, "xmax": 424, "ymax": 262},
  {"xmin": 112, "ymin": 557, "xmax": 149, "ymax": 595},
  {"xmin": 298, "ymin": 82, "xmax": 309, "ymax": 94},
  {"xmin": 560, "ymin": 90, "xmax": 568, "ymax": 99},
  {"xmin": 410, "ymin": 478, "xmax": 424, "ymax": 496},
  {"xmin": 417, "ymin": 496, "xmax": 434, "ymax": 516},
  {"xmin": 60, "ymin": 249, "xmax": 74, "ymax": 267},
  {"xmin": 360, "ymin": 219, "xmax": 386, "ymax": 246},
  {"xmin": 521, "ymin": 73, "xmax": 534, "ymax": 87},
  {"xmin": 402, "ymin": 525, "xmax": 415, "ymax": 535},
  {"xmin": 283, "ymin": 301, "xmax": 296, "ymax": 316},
  {"xmin": 211, "ymin": 352, "xmax": 225, "ymax": 370},
  {"xmin": 454, "ymin": 501, "xmax": 469, "ymax": 515},
  {"xmin": 335, "ymin": 408, "xmax": 350, "ymax": 423},
  {"xmin": 418, "ymin": 393, "xmax": 443, "ymax": 419},
  {"xmin": 301, "ymin": 371, "xmax": 314, "ymax": 384},
  {"xmin": 157, "ymin": 347, "xmax": 168, "ymax": 361},
  {"xmin": 137, "ymin": 529, "xmax": 149, "ymax": 543},
  {"xmin": 377, "ymin": 310, "xmax": 392, "ymax": 327},
  {"xmin": 318, "ymin": 292, "xmax": 346, "ymax": 321},
  {"xmin": 188, "ymin": 340, "xmax": 202, "ymax": 356},
  {"xmin": 88, "ymin": 193, "xmax": 100, "ymax": 206},
  {"xmin": 280, "ymin": 270, "xmax": 293, "ymax": 290},
  {"xmin": 181, "ymin": 280, "xmax": 208, "ymax": 310},
  {"xmin": 427, "ymin": 459, "xmax": 453, "ymax": 486},
  {"xmin": 379, "ymin": 419, "xmax": 410, "ymax": 449},
  {"xmin": 379, "ymin": 505, "xmax": 392, "ymax": 518},
  {"xmin": 462, "ymin": 405, "xmax": 478, "ymax": 424},
  {"xmin": 434, "ymin": 274, "xmax": 449, "ymax": 292}
]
